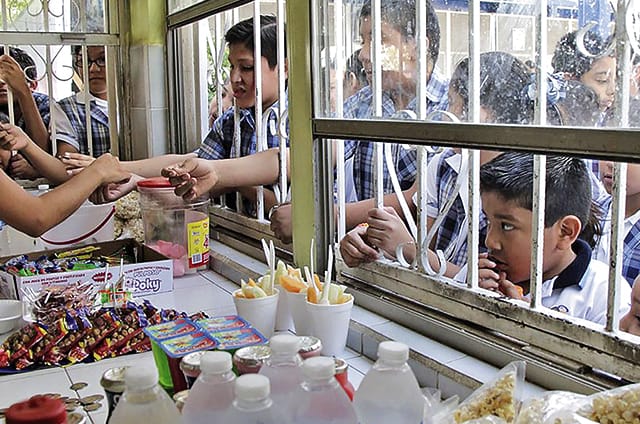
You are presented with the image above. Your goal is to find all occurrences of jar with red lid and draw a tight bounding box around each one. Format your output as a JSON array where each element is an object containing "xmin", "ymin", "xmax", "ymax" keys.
[
  {"xmin": 334, "ymin": 358, "xmax": 355, "ymax": 401},
  {"xmin": 298, "ymin": 336, "xmax": 322, "ymax": 359},
  {"xmin": 5, "ymin": 395, "xmax": 71, "ymax": 424},
  {"xmin": 137, "ymin": 177, "xmax": 210, "ymax": 277}
]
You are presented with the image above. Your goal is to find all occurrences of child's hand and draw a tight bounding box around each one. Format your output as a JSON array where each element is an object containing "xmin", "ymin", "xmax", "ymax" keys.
[
  {"xmin": 0, "ymin": 123, "xmax": 30, "ymax": 151},
  {"xmin": 365, "ymin": 206, "xmax": 414, "ymax": 260},
  {"xmin": 8, "ymin": 154, "xmax": 39, "ymax": 179},
  {"xmin": 496, "ymin": 272, "xmax": 524, "ymax": 300},
  {"xmin": 162, "ymin": 158, "xmax": 219, "ymax": 201},
  {"xmin": 478, "ymin": 252, "xmax": 500, "ymax": 291},
  {"xmin": 60, "ymin": 152, "xmax": 95, "ymax": 175},
  {"xmin": 339, "ymin": 224, "xmax": 379, "ymax": 268},
  {"xmin": 0, "ymin": 54, "xmax": 30, "ymax": 95}
]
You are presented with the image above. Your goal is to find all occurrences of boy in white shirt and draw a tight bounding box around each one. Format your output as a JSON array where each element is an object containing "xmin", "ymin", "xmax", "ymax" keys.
[{"xmin": 466, "ymin": 152, "xmax": 631, "ymax": 326}]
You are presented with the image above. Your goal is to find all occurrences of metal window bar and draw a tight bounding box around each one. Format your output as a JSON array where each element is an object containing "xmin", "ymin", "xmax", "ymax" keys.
[
  {"xmin": 530, "ymin": 0, "xmax": 549, "ymax": 309},
  {"xmin": 465, "ymin": 0, "xmax": 481, "ymax": 289},
  {"xmin": 371, "ymin": 0, "xmax": 383, "ymax": 208},
  {"xmin": 334, "ymin": 0, "xmax": 346, "ymax": 241},
  {"xmin": 2, "ymin": 0, "xmax": 15, "ymax": 125},
  {"xmin": 213, "ymin": 12, "xmax": 226, "ymax": 208},
  {"xmin": 105, "ymin": 44, "xmax": 119, "ymax": 156},
  {"xmin": 253, "ymin": 2, "xmax": 265, "ymax": 222},
  {"xmin": 276, "ymin": 0, "xmax": 287, "ymax": 206}
]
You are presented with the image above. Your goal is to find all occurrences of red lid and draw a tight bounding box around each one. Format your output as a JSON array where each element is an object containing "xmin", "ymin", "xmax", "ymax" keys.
[
  {"xmin": 136, "ymin": 177, "xmax": 172, "ymax": 189},
  {"xmin": 6, "ymin": 396, "xmax": 67, "ymax": 424}
]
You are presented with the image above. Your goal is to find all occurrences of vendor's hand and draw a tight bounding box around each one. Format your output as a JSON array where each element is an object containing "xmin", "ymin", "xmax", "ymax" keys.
[
  {"xmin": 61, "ymin": 151, "xmax": 95, "ymax": 175},
  {"xmin": 162, "ymin": 158, "xmax": 218, "ymax": 201},
  {"xmin": 0, "ymin": 54, "xmax": 31, "ymax": 95},
  {"xmin": 8, "ymin": 153, "xmax": 40, "ymax": 179},
  {"xmin": 269, "ymin": 203, "xmax": 292, "ymax": 244},
  {"xmin": 339, "ymin": 224, "xmax": 379, "ymax": 268},
  {"xmin": 0, "ymin": 123, "xmax": 30, "ymax": 151},
  {"xmin": 89, "ymin": 173, "xmax": 141, "ymax": 204},
  {"xmin": 365, "ymin": 206, "xmax": 414, "ymax": 260}
]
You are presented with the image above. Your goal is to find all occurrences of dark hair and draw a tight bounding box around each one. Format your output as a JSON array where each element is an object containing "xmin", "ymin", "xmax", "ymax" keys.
[
  {"xmin": 449, "ymin": 52, "xmax": 533, "ymax": 124},
  {"xmin": 480, "ymin": 153, "xmax": 592, "ymax": 232},
  {"xmin": 548, "ymin": 80, "xmax": 600, "ymax": 126},
  {"xmin": 359, "ymin": 0, "xmax": 440, "ymax": 66},
  {"xmin": 552, "ymin": 30, "xmax": 612, "ymax": 78},
  {"xmin": 225, "ymin": 15, "xmax": 283, "ymax": 69},
  {"xmin": 346, "ymin": 49, "xmax": 367, "ymax": 86},
  {"xmin": 0, "ymin": 46, "xmax": 37, "ymax": 81}
]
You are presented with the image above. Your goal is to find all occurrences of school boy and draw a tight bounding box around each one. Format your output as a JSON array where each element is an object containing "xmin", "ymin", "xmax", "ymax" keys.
[{"xmin": 459, "ymin": 152, "xmax": 631, "ymax": 326}]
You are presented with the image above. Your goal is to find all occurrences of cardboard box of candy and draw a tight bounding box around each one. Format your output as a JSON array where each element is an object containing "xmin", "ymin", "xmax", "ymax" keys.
[{"xmin": 0, "ymin": 239, "xmax": 173, "ymax": 300}]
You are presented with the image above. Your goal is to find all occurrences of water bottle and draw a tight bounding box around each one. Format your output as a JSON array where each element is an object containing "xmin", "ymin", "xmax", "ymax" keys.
[
  {"xmin": 291, "ymin": 356, "xmax": 358, "ymax": 424},
  {"xmin": 110, "ymin": 366, "xmax": 182, "ymax": 424},
  {"xmin": 223, "ymin": 374, "xmax": 289, "ymax": 424},
  {"xmin": 353, "ymin": 341, "xmax": 424, "ymax": 424},
  {"xmin": 182, "ymin": 351, "xmax": 236, "ymax": 424},
  {"xmin": 259, "ymin": 334, "xmax": 302, "ymax": 415}
]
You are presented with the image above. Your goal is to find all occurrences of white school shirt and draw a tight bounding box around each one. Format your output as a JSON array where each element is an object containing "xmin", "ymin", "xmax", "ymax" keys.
[
  {"xmin": 594, "ymin": 208, "xmax": 640, "ymax": 263},
  {"xmin": 455, "ymin": 240, "xmax": 631, "ymax": 326}
]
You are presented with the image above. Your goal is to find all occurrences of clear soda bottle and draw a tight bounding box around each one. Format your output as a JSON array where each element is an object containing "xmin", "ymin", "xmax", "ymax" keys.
[
  {"xmin": 258, "ymin": 334, "xmax": 302, "ymax": 417},
  {"xmin": 291, "ymin": 356, "xmax": 358, "ymax": 424},
  {"xmin": 353, "ymin": 341, "xmax": 424, "ymax": 424},
  {"xmin": 110, "ymin": 366, "xmax": 182, "ymax": 424},
  {"xmin": 182, "ymin": 351, "xmax": 235, "ymax": 424},
  {"xmin": 223, "ymin": 374, "xmax": 289, "ymax": 424}
]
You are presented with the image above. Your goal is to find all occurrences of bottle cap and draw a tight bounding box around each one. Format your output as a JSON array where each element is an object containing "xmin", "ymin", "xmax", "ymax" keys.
[
  {"xmin": 302, "ymin": 356, "xmax": 335, "ymax": 380},
  {"xmin": 37, "ymin": 184, "xmax": 49, "ymax": 191},
  {"xmin": 334, "ymin": 357, "xmax": 348, "ymax": 375},
  {"xmin": 5, "ymin": 395, "xmax": 67, "ymax": 424},
  {"xmin": 200, "ymin": 351, "xmax": 232, "ymax": 374},
  {"xmin": 235, "ymin": 374, "xmax": 270, "ymax": 401},
  {"xmin": 378, "ymin": 341, "xmax": 409, "ymax": 362},
  {"xmin": 125, "ymin": 366, "xmax": 157, "ymax": 390},
  {"xmin": 269, "ymin": 334, "xmax": 300, "ymax": 355}
]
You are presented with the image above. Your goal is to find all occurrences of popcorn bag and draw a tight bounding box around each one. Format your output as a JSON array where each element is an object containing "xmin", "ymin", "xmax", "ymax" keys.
[
  {"xmin": 572, "ymin": 383, "xmax": 640, "ymax": 424},
  {"xmin": 514, "ymin": 391, "xmax": 585, "ymax": 424},
  {"xmin": 438, "ymin": 361, "xmax": 526, "ymax": 424}
]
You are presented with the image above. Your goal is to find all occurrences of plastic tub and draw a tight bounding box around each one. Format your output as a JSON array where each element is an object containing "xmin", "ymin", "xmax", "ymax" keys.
[{"xmin": 137, "ymin": 177, "xmax": 210, "ymax": 277}]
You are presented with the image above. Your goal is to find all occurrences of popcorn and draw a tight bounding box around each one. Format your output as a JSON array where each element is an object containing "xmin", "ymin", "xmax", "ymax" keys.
[{"xmin": 580, "ymin": 384, "xmax": 640, "ymax": 424}]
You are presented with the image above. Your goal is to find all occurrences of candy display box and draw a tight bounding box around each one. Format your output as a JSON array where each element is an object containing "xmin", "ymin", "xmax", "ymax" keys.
[{"xmin": 0, "ymin": 239, "xmax": 173, "ymax": 300}]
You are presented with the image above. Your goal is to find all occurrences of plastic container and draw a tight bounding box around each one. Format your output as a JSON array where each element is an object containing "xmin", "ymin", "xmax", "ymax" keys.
[
  {"xmin": 334, "ymin": 358, "xmax": 355, "ymax": 401},
  {"xmin": 137, "ymin": 177, "xmax": 210, "ymax": 277},
  {"xmin": 109, "ymin": 366, "xmax": 182, "ymax": 424},
  {"xmin": 291, "ymin": 356, "xmax": 358, "ymax": 424},
  {"xmin": 233, "ymin": 345, "xmax": 272, "ymax": 375},
  {"xmin": 258, "ymin": 334, "xmax": 302, "ymax": 419},
  {"xmin": 353, "ymin": 341, "xmax": 424, "ymax": 424},
  {"xmin": 180, "ymin": 351, "xmax": 206, "ymax": 388},
  {"xmin": 182, "ymin": 351, "xmax": 236, "ymax": 424},
  {"xmin": 224, "ymin": 374, "xmax": 287, "ymax": 424}
]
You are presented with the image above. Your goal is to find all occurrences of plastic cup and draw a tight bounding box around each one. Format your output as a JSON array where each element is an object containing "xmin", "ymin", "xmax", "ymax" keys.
[
  {"xmin": 286, "ymin": 290, "xmax": 313, "ymax": 336},
  {"xmin": 232, "ymin": 288, "xmax": 279, "ymax": 339},
  {"xmin": 305, "ymin": 297, "xmax": 354, "ymax": 356},
  {"xmin": 274, "ymin": 283, "xmax": 294, "ymax": 331}
]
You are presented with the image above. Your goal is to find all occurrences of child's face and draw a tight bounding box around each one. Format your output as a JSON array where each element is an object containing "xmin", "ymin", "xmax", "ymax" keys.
[
  {"xmin": 599, "ymin": 160, "xmax": 640, "ymax": 196},
  {"xmin": 481, "ymin": 191, "xmax": 563, "ymax": 284},
  {"xmin": 580, "ymin": 56, "xmax": 616, "ymax": 111},
  {"xmin": 228, "ymin": 43, "xmax": 280, "ymax": 110},
  {"xmin": 74, "ymin": 46, "xmax": 107, "ymax": 99}
]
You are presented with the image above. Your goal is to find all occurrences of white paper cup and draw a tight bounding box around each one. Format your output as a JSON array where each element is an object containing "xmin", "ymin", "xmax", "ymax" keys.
[
  {"xmin": 305, "ymin": 296, "xmax": 354, "ymax": 356},
  {"xmin": 286, "ymin": 290, "xmax": 313, "ymax": 336},
  {"xmin": 232, "ymin": 288, "xmax": 279, "ymax": 338},
  {"xmin": 274, "ymin": 284, "xmax": 294, "ymax": 331}
]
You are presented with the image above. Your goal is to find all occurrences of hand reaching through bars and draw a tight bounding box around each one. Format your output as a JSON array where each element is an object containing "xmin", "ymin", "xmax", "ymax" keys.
[{"xmin": 162, "ymin": 157, "xmax": 219, "ymax": 201}]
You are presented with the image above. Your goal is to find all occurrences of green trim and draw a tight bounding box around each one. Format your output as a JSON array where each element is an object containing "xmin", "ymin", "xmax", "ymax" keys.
[
  {"xmin": 130, "ymin": 0, "xmax": 166, "ymax": 45},
  {"xmin": 287, "ymin": 0, "xmax": 315, "ymax": 268}
]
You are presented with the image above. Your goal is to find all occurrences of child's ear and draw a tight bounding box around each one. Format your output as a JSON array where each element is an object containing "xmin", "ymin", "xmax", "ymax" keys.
[{"xmin": 557, "ymin": 215, "xmax": 582, "ymax": 249}]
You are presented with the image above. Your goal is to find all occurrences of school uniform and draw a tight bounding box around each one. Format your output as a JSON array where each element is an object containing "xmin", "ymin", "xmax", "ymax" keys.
[
  {"xmin": 455, "ymin": 239, "xmax": 631, "ymax": 326},
  {"xmin": 58, "ymin": 92, "xmax": 110, "ymax": 157},
  {"xmin": 594, "ymin": 204, "xmax": 640, "ymax": 286}
]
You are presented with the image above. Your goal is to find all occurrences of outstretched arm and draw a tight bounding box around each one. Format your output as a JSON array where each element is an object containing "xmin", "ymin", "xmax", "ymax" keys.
[
  {"xmin": 0, "ymin": 123, "xmax": 69, "ymax": 184},
  {"xmin": 0, "ymin": 153, "xmax": 130, "ymax": 237}
]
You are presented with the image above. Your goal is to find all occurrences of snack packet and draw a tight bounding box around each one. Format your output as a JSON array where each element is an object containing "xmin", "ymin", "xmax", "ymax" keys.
[
  {"xmin": 451, "ymin": 361, "xmax": 526, "ymax": 424},
  {"xmin": 514, "ymin": 391, "xmax": 585, "ymax": 424},
  {"xmin": 575, "ymin": 383, "xmax": 640, "ymax": 424}
]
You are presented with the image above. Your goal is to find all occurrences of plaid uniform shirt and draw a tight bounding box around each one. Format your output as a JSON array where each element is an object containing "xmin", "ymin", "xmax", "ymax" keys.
[
  {"xmin": 196, "ymin": 100, "xmax": 287, "ymax": 160},
  {"xmin": 596, "ymin": 199, "xmax": 640, "ymax": 286},
  {"xmin": 58, "ymin": 93, "xmax": 110, "ymax": 157},
  {"xmin": 343, "ymin": 69, "xmax": 449, "ymax": 200},
  {"xmin": 428, "ymin": 149, "xmax": 487, "ymax": 266}
]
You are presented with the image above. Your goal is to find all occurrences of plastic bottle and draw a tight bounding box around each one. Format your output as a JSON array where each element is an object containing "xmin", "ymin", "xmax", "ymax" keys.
[
  {"xmin": 110, "ymin": 366, "xmax": 182, "ymax": 424},
  {"xmin": 258, "ymin": 334, "xmax": 302, "ymax": 416},
  {"xmin": 182, "ymin": 351, "xmax": 236, "ymax": 424},
  {"xmin": 223, "ymin": 374, "xmax": 289, "ymax": 424},
  {"xmin": 291, "ymin": 356, "xmax": 358, "ymax": 424},
  {"xmin": 353, "ymin": 341, "xmax": 424, "ymax": 424},
  {"xmin": 334, "ymin": 358, "xmax": 355, "ymax": 401}
]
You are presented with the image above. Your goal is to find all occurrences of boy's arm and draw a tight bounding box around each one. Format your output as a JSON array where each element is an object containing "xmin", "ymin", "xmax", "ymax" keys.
[
  {"xmin": 0, "ymin": 123, "xmax": 69, "ymax": 184},
  {"xmin": 0, "ymin": 153, "xmax": 129, "ymax": 237},
  {"xmin": 62, "ymin": 153, "xmax": 197, "ymax": 178},
  {"xmin": 343, "ymin": 182, "xmax": 417, "ymax": 230},
  {"xmin": 0, "ymin": 55, "xmax": 49, "ymax": 151}
]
